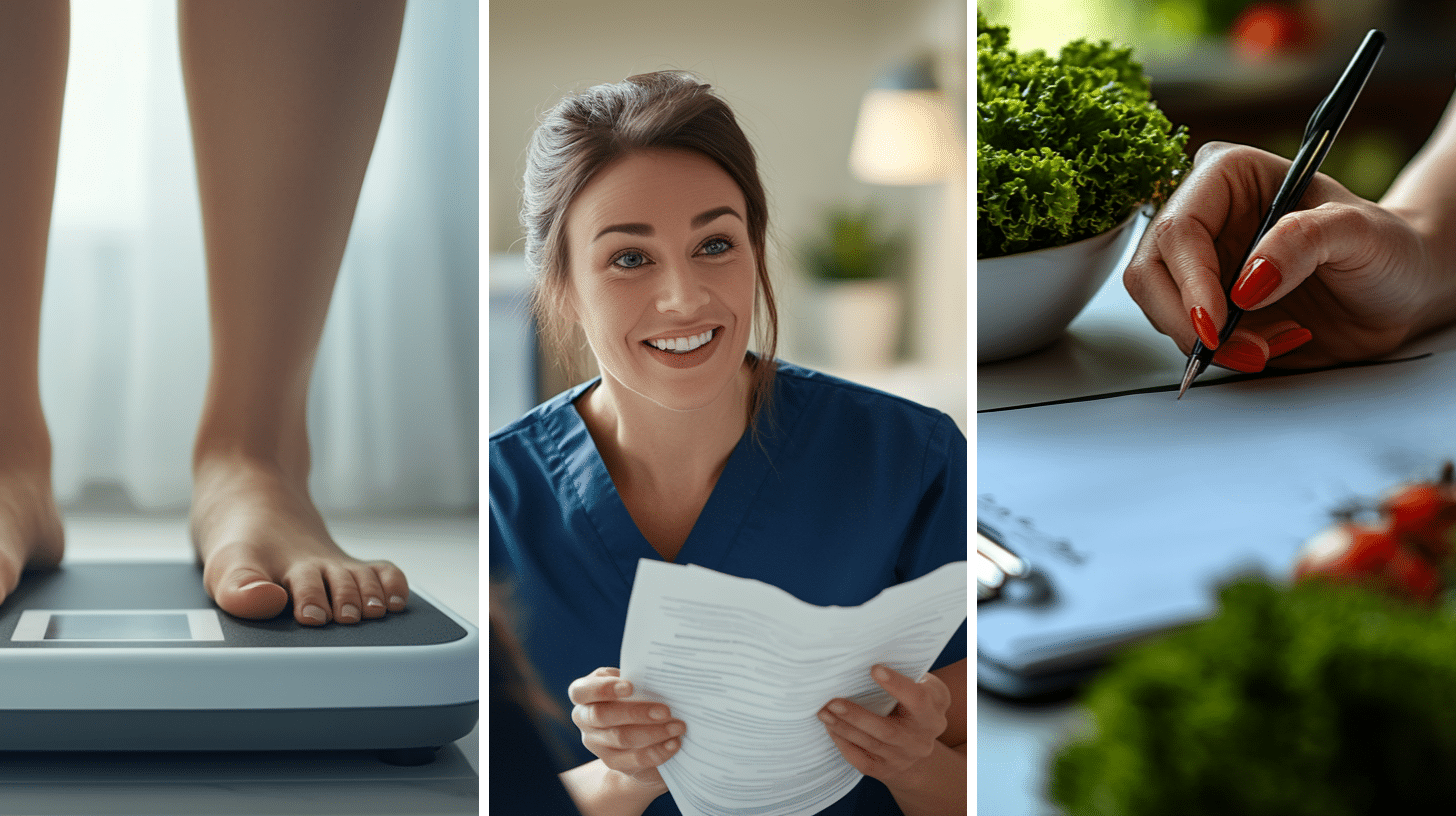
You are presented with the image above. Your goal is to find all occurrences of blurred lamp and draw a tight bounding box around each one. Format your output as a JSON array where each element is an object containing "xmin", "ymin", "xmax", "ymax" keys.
[{"xmin": 849, "ymin": 56, "xmax": 960, "ymax": 185}]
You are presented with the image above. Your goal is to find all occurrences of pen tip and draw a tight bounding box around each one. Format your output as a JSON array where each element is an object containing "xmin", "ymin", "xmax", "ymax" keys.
[{"xmin": 1177, "ymin": 357, "xmax": 1199, "ymax": 400}]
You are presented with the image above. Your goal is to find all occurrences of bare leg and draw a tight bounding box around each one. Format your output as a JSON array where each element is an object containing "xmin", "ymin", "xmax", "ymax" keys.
[
  {"xmin": 0, "ymin": 0, "xmax": 67, "ymax": 605},
  {"xmin": 180, "ymin": 0, "xmax": 408, "ymax": 625}
]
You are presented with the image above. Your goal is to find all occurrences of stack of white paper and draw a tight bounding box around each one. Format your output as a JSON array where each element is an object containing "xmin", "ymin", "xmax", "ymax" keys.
[{"xmin": 619, "ymin": 559, "xmax": 967, "ymax": 816}]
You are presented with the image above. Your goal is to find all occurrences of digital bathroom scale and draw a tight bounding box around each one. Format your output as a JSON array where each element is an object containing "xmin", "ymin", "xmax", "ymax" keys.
[{"xmin": 0, "ymin": 562, "xmax": 477, "ymax": 765}]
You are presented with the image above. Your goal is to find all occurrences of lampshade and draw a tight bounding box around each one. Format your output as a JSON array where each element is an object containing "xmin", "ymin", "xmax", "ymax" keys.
[{"xmin": 849, "ymin": 56, "xmax": 960, "ymax": 185}]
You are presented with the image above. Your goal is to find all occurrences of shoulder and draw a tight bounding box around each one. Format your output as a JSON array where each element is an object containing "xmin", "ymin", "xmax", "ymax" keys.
[
  {"xmin": 763, "ymin": 362, "xmax": 964, "ymax": 486},
  {"xmin": 488, "ymin": 379, "xmax": 599, "ymax": 494},
  {"xmin": 490, "ymin": 379, "xmax": 594, "ymax": 449},
  {"xmin": 769, "ymin": 361, "xmax": 962, "ymax": 443}
]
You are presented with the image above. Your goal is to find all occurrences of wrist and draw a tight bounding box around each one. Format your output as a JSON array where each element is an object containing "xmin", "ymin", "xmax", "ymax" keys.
[
  {"xmin": 559, "ymin": 759, "xmax": 667, "ymax": 816},
  {"xmin": 1373, "ymin": 203, "xmax": 1456, "ymax": 339},
  {"xmin": 603, "ymin": 765, "xmax": 669, "ymax": 800},
  {"xmin": 881, "ymin": 740, "xmax": 967, "ymax": 816}
]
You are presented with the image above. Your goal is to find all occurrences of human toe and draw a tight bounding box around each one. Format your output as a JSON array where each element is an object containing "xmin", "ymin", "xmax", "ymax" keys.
[
  {"xmin": 285, "ymin": 566, "xmax": 332, "ymax": 626},
  {"xmin": 351, "ymin": 566, "xmax": 388, "ymax": 619},
  {"xmin": 372, "ymin": 561, "xmax": 409, "ymax": 611},
  {"xmin": 206, "ymin": 560, "xmax": 290, "ymax": 621},
  {"xmin": 325, "ymin": 565, "xmax": 364, "ymax": 624}
]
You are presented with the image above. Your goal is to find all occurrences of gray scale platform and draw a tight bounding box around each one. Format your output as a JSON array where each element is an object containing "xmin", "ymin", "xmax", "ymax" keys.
[{"xmin": 0, "ymin": 562, "xmax": 478, "ymax": 759}]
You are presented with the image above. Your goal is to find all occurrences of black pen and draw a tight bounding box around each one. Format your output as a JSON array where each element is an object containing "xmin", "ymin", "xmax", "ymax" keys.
[{"xmin": 1177, "ymin": 29, "xmax": 1386, "ymax": 399}]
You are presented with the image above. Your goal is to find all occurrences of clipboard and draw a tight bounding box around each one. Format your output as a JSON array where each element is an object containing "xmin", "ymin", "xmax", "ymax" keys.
[{"xmin": 977, "ymin": 351, "xmax": 1450, "ymax": 698}]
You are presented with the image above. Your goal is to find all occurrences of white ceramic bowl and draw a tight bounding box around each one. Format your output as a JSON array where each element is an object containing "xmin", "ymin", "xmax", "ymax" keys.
[{"xmin": 977, "ymin": 207, "xmax": 1149, "ymax": 363}]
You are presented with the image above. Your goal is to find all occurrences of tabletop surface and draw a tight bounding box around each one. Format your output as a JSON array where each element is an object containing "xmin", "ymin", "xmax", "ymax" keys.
[
  {"xmin": 0, "ymin": 513, "xmax": 479, "ymax": 816},
  {"xmin": 976, "ymin": 226, "xmax": 1456, "ymax": 815}
]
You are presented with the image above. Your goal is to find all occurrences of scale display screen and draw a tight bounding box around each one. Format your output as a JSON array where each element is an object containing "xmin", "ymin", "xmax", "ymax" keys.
[{"xmin": 11, "ymin": 610, "xmax": 225, "ymax": 642}]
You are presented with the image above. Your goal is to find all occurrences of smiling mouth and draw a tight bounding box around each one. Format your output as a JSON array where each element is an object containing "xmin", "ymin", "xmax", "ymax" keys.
[{"xmin": 644, "ymin": 328, "xmax": 716, "ymax": 354}]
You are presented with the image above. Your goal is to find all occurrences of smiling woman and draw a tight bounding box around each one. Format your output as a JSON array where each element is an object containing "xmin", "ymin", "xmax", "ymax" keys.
[
  {"xmin": 489, "ymin": 71, "xmax": 968, "ymax": 816},
  {"xmin": 563, "ymin": 150, "xmax": 757, "ymax": 415}
]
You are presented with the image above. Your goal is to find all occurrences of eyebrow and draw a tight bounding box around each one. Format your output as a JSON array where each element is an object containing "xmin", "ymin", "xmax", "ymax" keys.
[{"xmin": 592, "ymin": 205, "xmax": 744, "ymax": 242}]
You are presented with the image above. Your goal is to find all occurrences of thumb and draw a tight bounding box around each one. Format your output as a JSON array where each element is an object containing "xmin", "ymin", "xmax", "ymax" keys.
[{"xmin": 1231, "ymin": 201, "xmax": 1379, "ymax": 311}]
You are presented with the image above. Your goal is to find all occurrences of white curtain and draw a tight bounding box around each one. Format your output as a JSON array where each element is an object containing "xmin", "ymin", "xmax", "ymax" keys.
[{"xmin": 41, "ymin": 0, "xmax": 478, "ymax": 514}]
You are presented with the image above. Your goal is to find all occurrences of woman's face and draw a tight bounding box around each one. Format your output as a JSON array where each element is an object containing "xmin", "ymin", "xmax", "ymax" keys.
[{"xmin": 562, "ymin": 149, "xmax": 756, "ymax": 413}]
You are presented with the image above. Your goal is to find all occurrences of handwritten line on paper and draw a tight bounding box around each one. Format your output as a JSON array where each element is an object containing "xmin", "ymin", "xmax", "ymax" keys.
[{"xmin": 619, "ymin": 560, "xmax": 967, "ymax": 816}]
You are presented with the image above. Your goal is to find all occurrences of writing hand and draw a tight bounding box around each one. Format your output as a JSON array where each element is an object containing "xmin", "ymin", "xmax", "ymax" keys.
[
  {"xmin": 1125, "ymin": 141, "xmax": 1450, "ymax": 371},
  {"xmin": 817, "ymin": 664, "xmax": 951, "ymax": 787},
  {"xmin": 568, "ymin": 667, "xmax": 684, "ymax": 793}
]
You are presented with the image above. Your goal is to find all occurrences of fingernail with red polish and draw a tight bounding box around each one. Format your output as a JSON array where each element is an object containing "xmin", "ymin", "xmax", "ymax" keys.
[
  {"xmin": 1190, "ymin": 306, "xmax": 1220, "ymax": 349},
  {"xmin": 1267, "ymin": 326, "xmax": 1314, "ymax": 358},
  {"xmin": 1231, "ymin": 257, "xmax": 1281, "ymax": 310},
  {"xmin": 1213, "ymin": 338, "xmax": 1268, "ymax": 373}
]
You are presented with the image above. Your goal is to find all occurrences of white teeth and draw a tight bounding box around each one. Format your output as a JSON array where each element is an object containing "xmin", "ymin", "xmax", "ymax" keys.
[{"xmin": 651, "ymin": 329, "xmax": 714, "ymax": 353}]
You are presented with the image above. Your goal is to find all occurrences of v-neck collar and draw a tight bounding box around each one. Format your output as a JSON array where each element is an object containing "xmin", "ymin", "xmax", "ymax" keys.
[{"xmin": 544, "ymin": 376, "xmax": 791, "ymax": 586}]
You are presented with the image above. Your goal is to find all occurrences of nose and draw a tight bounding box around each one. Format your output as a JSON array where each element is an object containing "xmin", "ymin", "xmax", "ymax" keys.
[{"xmin": 654, "ymin": 261, "xmax": 710, "ymax": 315}]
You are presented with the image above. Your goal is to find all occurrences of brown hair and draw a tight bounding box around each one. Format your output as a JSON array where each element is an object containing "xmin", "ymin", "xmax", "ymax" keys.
[{"xmin": 521, "ymin": 70, "xmax": 778, "ymax": 427}]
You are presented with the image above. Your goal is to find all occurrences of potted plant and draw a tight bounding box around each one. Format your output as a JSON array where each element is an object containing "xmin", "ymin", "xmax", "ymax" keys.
[
  {"xmin": 976, "ymin": 12, "xmax": 1189, "ymax": 362},
  {"xmin": 802, "ymin": 206, "xmax": 907, "ymax": 370}
]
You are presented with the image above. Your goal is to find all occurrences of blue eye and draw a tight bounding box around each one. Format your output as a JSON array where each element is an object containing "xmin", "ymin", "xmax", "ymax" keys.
[
  {"xmin": 613, "ymin": 251, "xmax": 647, "ymax": 269},
  {"xmin": 701, "ymin": 237, "xmax": 733, "ymax": 256}
]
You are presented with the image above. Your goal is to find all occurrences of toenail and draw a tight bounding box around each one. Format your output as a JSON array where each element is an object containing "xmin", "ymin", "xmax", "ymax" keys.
[
  {"xmin": 301, "ymin": 604, "xmax": 328, "ymax": 624},
  {"xmin": 239, "ymin": 580, "xmax": 274, "ymax": 592},
  {"xmin": 341, "ymin": 604, "xmax": 360, "ymax": 621},
  {"xmin": 389, "ymin": 595, "xmax": 406, "ymax": 608},
  {"xmin": 365, "ymin": 597, "xmax": 385, "ymax": 610}
]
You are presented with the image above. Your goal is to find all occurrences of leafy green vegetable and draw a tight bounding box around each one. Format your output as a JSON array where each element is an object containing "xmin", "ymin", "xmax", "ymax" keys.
[
  {"xmin": 977, "ymin": 12, "xmax": 1189, "ymax": 258},
  {"xmin": 1050, "ymin": 578, "xmax": 1456, "ymax": 815}
]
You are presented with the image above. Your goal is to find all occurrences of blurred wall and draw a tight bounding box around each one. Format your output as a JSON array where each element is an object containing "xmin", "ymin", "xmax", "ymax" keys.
[{"xmin": 489, "ymin": 0, "xmax": 966, "ymax": 403}]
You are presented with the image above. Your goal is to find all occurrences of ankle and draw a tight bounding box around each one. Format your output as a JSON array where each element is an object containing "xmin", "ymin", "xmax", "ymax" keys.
[
  {"xmin": 0, "ymin": 414, "xmax": 52, "ymax": 474},
  {"xmin": 193, "ymin": 428, "xmax": 311, "ymax": 486}
]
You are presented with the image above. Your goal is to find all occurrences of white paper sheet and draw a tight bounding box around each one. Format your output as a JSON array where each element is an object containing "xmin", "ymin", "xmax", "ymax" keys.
[
  {"xmin": 619, "ymin": 559, "xmax": 967, "ymax": 816},
  {"xmin": 979, "ymin": 351, "xmax": 1456, "ymax": 678}
]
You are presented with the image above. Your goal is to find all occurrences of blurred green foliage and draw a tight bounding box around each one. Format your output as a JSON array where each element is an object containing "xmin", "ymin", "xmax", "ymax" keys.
[
  {"xmin": 1051, "ymin": 578, "xmax": 1456, "ymax": 815},
  {"xmin": 802, "ymin": 207, "xmax": 906, "ymax": 282}
]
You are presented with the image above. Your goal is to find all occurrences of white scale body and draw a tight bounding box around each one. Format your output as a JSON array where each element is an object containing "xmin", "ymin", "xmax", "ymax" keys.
[{"xmin": 0, "ymin": 563, "xmax": 477, "ymax": 763}]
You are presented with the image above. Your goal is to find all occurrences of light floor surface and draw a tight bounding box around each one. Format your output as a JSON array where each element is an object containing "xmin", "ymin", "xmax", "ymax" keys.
[{"xmin": 0, "ymin": 511, "xmax": 479, "ymax": 816}]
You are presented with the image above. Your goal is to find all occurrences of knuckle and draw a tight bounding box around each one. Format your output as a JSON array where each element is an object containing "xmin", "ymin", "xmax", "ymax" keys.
[
  {"xmin": 1313, "ymin": 201, "xmax": 1365, "ymax": 234},
  {"xmin": 1122, "ymin": 262, "xmax": 1145, "ymax": 298},
  {"xmin": 586, "ymin": 726, "xmax": 625, "ymax": 752},
  {"xmin": 1278, "ymin": 209, "xmax": 1330, "ymax": 255},
  {"xmin": 604, "ymin": 727, "xmax": 631, "ymax": 751},
  {"xmin": 1202, "ymin": 141, "xmax": 1257, "ymax": 168},
  {"xmin": 1192, "ymin": 139, "xmax": 1234, "ymax": 164}
]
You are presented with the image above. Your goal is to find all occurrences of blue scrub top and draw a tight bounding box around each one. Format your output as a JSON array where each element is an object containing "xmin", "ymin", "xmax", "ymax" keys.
[{"xmin": 490, "ymin": 361, "xmax": 968, "ymax": 816}]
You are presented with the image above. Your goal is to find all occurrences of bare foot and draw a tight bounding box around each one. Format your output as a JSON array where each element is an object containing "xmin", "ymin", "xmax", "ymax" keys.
[
  {"xmin": 191, "ymin": 453, "xmax": 408, "ymax": 625},
  {"xmin": 0, "ymin": 464, "xmax": 65, "ymax": 607}
]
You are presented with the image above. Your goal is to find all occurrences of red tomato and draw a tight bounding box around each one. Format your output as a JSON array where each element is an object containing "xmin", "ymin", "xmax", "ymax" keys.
[
  {"xmin": 1383, "ymin": 481, "xmax": 1456, "ymax": 559},
  {"xmin": 1383, "ymin": 548, "xmax": 1441, "ymax": 604},
  {"xmin": 1294, "ymin": 522, "xmax": 1397, "ymax": 580},
  {"xmin": 1231, "ymin": 2, "xmax": 1311, "ymax": 61}
]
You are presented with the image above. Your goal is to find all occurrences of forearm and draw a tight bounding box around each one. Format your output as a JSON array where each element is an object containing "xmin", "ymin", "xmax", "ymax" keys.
[
  {"xmin": 884, "ymin": 740, "xmax": 967, "ymax": 816},
  {"xmin": 1379, "ymin": 91, "xmax": 1456, "ymax": 335},
  {"xmin": 559, "ymin": 759, "xmax": 667, "ymax": 816}
]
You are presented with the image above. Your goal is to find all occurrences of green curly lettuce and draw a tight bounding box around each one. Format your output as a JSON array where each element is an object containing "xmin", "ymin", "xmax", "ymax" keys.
[
  {"xmin": 977, "ymin": 12, "xmax": 1188, "ymax": 258},
  {"xmin": 1050, "ymin": 578, "xmax": 1456, "ymax": 815}
]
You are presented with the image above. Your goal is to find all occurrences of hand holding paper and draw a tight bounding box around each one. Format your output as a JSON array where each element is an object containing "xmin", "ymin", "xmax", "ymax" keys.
[
  {"xmin": 567, "ymin": 666, "xmax": 685, "ymax": 791},
  {"xmin": 818, "ymin": 663, "xmax": 952, "ymax": 786},
  {"xmin": 619, "ymin": 559, "xmax": 967, "ymax": 816}
]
